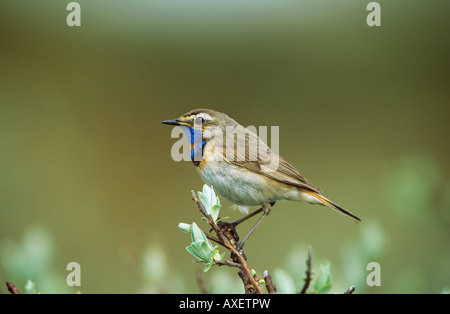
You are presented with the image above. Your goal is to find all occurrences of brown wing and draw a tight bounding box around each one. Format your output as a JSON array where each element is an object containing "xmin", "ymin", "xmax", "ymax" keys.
[{"xmin": 221, "ymin": 125, "xmax": 322, "ymax": 193}]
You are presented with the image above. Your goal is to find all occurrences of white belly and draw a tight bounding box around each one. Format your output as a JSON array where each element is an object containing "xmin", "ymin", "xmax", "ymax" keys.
[{"xmin": 197, "ymin": 159, "xmax": 301, "ymax": 207}]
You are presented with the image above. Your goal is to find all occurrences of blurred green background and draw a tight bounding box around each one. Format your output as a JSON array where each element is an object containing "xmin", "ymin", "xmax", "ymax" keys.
[{"xmin": 0, "ymin": 0, "xmax": 449, "ymax": 293}]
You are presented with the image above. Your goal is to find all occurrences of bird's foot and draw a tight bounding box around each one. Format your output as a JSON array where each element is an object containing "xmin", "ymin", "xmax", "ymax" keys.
[
  {"xmin": 217, "ymin": 220, "xmax": 248, "ymax": 260},
  {"xmin": 217, "ymin": 220, "xmax": 240, "ymax": 243}
]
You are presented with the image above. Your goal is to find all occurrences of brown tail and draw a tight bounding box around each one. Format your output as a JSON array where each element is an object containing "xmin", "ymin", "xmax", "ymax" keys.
[{"xmin": 303, "ymin": 190, "xmax": 362, "ymax": 223}]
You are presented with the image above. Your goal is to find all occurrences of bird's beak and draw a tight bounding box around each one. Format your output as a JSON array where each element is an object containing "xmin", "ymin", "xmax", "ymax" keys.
[{"xmin": 161, "ymin": 119, "xmax": 181, "ymax": 126}]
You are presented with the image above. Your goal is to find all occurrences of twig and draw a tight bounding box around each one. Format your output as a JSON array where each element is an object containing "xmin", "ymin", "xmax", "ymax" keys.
[
  {"xmin": 215, "ymin": 260, "xmax": 242, "ymax": 268},
  {"xmin": 205, "ymin": 234, "xmax": 224, "ymax": 246},
  {"xmin": 6, "ymin": 282, "xmax": 21, "ymax": 294},
  {"xmin": 344, "ymin": 285, "xmax": 356, "ymax": 294},
  {"xmin": 191, "ymin": 190, "xmax": 264, "ymax": 294},
  {"xmin": 263, "ymin": 270, "xmax": 277, "ymax": 294},
  {"xmin": 196, "ymin": 269, "xmax": 209, "ymax": 294},
  {"xmin": 300, "ymin": 245, "xmax": 313, "ymax": 294}
]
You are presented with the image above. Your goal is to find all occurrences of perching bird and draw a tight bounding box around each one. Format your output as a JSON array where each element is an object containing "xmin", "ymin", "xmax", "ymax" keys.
[{"xmin": 162, "ymin": 109, "xmax": 361, "ymax": 249}]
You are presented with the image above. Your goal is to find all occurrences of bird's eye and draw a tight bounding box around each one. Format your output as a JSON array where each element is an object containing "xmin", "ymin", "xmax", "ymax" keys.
[{"xmin": 195, "ymin": 117, "xmax": 205, "ymax": 125}]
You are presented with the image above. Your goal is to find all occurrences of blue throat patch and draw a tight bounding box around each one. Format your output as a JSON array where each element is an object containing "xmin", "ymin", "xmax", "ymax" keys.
[{"xmin": 179, "ymin": 126, "xmax": 206, "ymax": 166}]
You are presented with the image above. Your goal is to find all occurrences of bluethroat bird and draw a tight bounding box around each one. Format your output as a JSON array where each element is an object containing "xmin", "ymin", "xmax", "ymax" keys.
[{"xmin": 162, "ymin": 109, "xmax": 361, "ymax": 250}]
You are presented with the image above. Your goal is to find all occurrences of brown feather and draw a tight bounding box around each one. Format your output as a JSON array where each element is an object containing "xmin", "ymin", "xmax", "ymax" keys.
[{"xmin": 221, "ymin": 124, "xmax": 322, "ymax": 193}]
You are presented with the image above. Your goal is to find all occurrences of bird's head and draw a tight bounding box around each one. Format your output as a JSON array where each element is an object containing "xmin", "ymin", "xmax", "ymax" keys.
[{"xmin": 161, "ymin": 109, "xmax": 235, "ymax": 139}]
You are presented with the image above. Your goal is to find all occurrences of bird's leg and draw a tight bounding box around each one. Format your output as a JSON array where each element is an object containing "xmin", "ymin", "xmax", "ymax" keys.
[
  {"xmin": 217, "ymin": 202, "xmax": 275, "ymax": 236},
  {"xmin": 217, "ymin": 209, "xmax": 261, "ymax": 245},
  {"xmin": 236, "ymin": 202, "xmax": 273, "ymax": 252},
  {"xmin": 218, "ymin": 207, "xmax": 263, "ymax": 232}
]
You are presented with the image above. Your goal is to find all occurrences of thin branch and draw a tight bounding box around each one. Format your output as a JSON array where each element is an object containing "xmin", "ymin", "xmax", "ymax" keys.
[
  {"xmin": 205, "ymin": 234, "xmax": 224, "ymax": 247},
  {"xmin": 215, "ymin": 260, "xmax": 242, "ymax": 268},
  {"xmin": 344, "ymin": 285, "xmax": 356, "ymax": 294},
  {"xmin": 300, "ymin": 245, "xmax": 313, "ymax": 294},
  {"xmin": 191, "ymin": 190, "xmax": 264, "ymax": 294},
  {"xmin": 6, "ymin": 282, "xmax": 21, "ymax": 294},
  {"xmin": 196, "ymin": 269, "xmax": 209, "ymax": 294},
  {"xmin": 263, "ymin": 270, "xmax": 277, "ymax": 294}
]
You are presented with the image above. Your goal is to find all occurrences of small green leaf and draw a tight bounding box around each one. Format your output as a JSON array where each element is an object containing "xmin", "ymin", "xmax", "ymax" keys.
[
  {"xmin": 24, "ymin": 280, "xmax": 37, "ymax": 294},
  {"xmin": 209, "ymin": 248, "xmax": 221, "ymax": 262},
  {"xmin": 204, "ymin": 262, "xmax": 213, "ymax": 272},
  {"xmin": 186, "ymin": 245, "xmax": 204, "ymax": 262},
  {"xmin": 190, "ymin": 223, "xmax": 208, "ymax": 244},
  {"xmin": 273, "ymin": 268, "xmax": 296, "ymax": 294},
  {"xmin": 317, "ymin": 282, "xmax": 332, "ymax": 294},
  {"xmin": 313, "ymin": 261, "xmax": 332, "ymax": 294},
  {"xmin": 211, "ymin": 204, "xmax": 222, "ymax": 222},
  {"xmin": 191, "ymin": 241, "xmax": 210, "ymax": 262},
  {"xmin": 219, "ymin": 252, "xmax": 226, "ymax": 261},
  {"xmin": 198, "ymin": 192, "xmax": 210, "ymax": 211},
  {"xmin": 216, "ymin": 216, "xmax": 229, "ymax": 223},
  {"xmin": 198, "ymin": 185, "xmax": 221, "ymax": 222},
  {"xmin": 179, "ymin": 205, "xmax": 223, "ymax": 267},
  {"xmin": 178, "ymin": 223, "xmax": 192, "ymax": 233}
]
